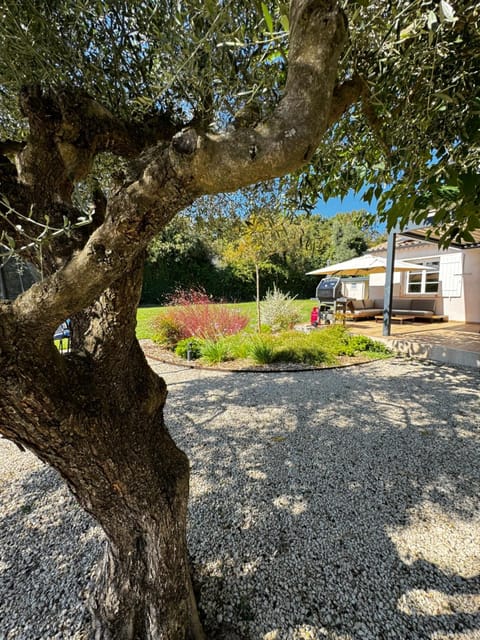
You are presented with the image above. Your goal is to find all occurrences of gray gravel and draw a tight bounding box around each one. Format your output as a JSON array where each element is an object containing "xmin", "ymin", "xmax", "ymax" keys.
[{"xmin": 1, "ymin": 357, "xmax": 479, "ymax": 639}]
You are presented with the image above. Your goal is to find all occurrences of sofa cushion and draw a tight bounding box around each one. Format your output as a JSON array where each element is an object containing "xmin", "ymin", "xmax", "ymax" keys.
[
  {"xmin": 352, "ymin": 299, "xmax": 365, "ymax": 310},
  {"xmin": 363, "ymin": 299, "xmax": 375, "ymax": 309},
  {"xmin": 411, "ymin": 309, "xmax": 434, "ymax": 316},
  {"xmin": 350, "ymin": 309, "xmax": 377, "ymax": 317},
  {"xmin": 392, "ymin": 298, "xmax": 412, "ymax": 310},
  {"xmin": 412, "ymin": 299, "xmax": 435, "ymax": 312},
  {"xmin": 373, "ymin": 299, "xmax": 384, "ymax": 309},
  {"xmin": 392, "ymin": 309, "xmax": 415, "ymax": 315}
]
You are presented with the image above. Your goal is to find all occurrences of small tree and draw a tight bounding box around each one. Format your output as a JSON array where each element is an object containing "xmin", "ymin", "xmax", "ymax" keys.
[{"xmin": 223, "ymin": 211, "xmax": 285, "ymax": 331}]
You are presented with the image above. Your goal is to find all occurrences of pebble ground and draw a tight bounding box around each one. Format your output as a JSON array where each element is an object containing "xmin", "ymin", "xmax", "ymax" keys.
[{"xmin": 0, "ymin": 357, "xmax": 479, "ymax": 639}]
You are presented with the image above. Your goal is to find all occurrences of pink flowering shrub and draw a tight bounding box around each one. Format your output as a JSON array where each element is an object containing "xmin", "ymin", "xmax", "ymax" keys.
[
  {"xmin": 165, "ymin": 286, "xmax": 214, "ymax": 307},
  {"xmin": 152, "ymin": 301, "xmax": 249, "ymax": 347}
]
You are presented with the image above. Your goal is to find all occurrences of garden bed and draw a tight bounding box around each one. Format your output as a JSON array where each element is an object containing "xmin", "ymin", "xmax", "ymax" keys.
[{"xmin": 139, "ymin": 339, "xmax": 382, "ymax": 372}]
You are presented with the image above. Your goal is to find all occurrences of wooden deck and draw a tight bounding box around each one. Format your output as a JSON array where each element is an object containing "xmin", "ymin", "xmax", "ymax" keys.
[{"xmin": 345, "ymin": 319, "xmax": 480, "ymax": 368}]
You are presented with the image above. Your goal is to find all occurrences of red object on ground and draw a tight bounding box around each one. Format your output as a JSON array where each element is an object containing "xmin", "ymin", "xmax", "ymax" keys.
[{"xmin": 310, "ymin": 307, "xmax": 319, "ymax": 325}]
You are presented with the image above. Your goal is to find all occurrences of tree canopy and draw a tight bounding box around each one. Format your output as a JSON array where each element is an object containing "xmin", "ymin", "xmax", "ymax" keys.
[
  {"xmin": 0, "ymin": 1, "xmax": 478, "ymax": 638},
  {"xmin": 2, "ymin": 0, "xmax": 478, "ymax": 258},
  {"xmin": 289, "ymin": 0, "xmax": 480, "ymax": 245}
]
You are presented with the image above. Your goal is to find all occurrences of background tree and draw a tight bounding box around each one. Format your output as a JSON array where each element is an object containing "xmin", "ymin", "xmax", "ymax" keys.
[
  {"xmin": 327, "ymin": 212, "xmax": 369, "ymax": 263},
  {"xmin": 0, "ymin": 1, "xmax": 477, "ymax": 638},
  {"xmin": 222, "ymin": 210, "xmax": 285, "ymax": 330},
  {"xmin": 142, "ymin": 215, "xmax": 225, "ymax": 304}
]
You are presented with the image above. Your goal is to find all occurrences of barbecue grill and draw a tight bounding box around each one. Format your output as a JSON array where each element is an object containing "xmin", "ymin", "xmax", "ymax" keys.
[
  {"xmin": 316, "ymin": 277, "xmax": 342, "ymax": 302},
  {"xmin": 314, "ymin": 277, "xmax": 347, "ymax": 324}
]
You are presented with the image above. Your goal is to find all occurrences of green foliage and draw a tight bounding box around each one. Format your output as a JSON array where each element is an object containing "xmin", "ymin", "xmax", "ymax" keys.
[
  {"xmin": 286, "ymin": 0, "xmax": 480, "ymax": 246},
  {"xmin": 2, "ymin": 0, "xmax": 474, "ymax": 263},
  {"xmin": 142, "ymin": 205, "xmax": 376, "ymax": 304},
  {"xmin": 167, "ymin": 319, "xmax": 392, "ymax": 366},
  {"xmin": 261, "ymin": 286, "xmax": 301, "ymax": 332},
  {"xmin": 224, "ymin": 332, "xmax": 255, "ymax": 359},
  {"xmin": 142, "ymin": 215, "xmax": 247, "ymax": 304},
  {"xmin": 222, "ymin": 208, "xmax": 293, "ymax": 330},
  {"xmin": 248, "ymin": 336, "xmax": 276, "ymax": 364},
  {"xmin": 307, "ymin": 325, "xmax": 392, "ymax": 358},
  {"xmin": 270, "ymin": 332, "xmax": 335, "ymax": 366},
  {"xmin": 0, "ymin": 0, "xmax": 287, "ymax": 129},
  {"xmin": 328, "ymin": 213, "xmax": 369, "ymax": 263},
  {"xmin": 200, "ymin": 339, "xmax": 232, "ymax": 364},
  {"xmin": 344, "ymin": 334, "xmax": 392, "ymax": 358},
  {"xmin": 174, "ymin": 337, "xmax": 204, "ymax": 360},
  {"xmin": 151, "ymin": 314, "xmax": 183, "ymax": 349}
]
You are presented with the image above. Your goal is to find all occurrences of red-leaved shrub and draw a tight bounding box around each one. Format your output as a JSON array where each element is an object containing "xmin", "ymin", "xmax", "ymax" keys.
[
  {"xmin": 165, "ymin": 286, "xmax": 214, "ymax": 307},
  {"xmin": 153, "ymin": 304, "xmax": 249, "ymax": 345}
]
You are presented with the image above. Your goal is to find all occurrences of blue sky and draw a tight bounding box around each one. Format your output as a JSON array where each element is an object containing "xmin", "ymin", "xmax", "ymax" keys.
[{"xmin": 314, "ymin": 189, "xmax": 377, "ymax": 218}]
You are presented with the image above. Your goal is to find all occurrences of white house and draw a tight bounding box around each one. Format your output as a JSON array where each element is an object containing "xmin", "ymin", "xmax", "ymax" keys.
[{"xmin": 367, "ymin": 235, "xmax": 480, "ymax": 323}]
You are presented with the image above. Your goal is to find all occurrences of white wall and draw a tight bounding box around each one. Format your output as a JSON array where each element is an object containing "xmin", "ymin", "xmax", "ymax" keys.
[
  {"xmin": 342, "ymin": 278, "xmax": 369, "ymax": 300},
  {"xmin": 368, "ymin": 272, "xmax": 401, "ymax": 301},
  {"xmin": 463, "ymin": 249, "xmax": 480, "ymax": 322},
  {"xmin": 370, "ymin": 242, "xmax": 480, "ymax": 322}
]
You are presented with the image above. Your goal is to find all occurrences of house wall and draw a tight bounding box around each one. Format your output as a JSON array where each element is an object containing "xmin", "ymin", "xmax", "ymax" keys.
[
  {"xmin": 463, "ymin": 249, "xmax": 480, "ymax": 323},
  {"xmin": 369, "ymin": 243, "xmax": 480, "ymax": 323},
  {"xmin": 342, "ymin": 277, "xmax": 369, "ymax": 300}
]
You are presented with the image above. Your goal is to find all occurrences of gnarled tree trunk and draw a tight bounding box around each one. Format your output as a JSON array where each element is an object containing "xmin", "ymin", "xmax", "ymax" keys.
[{"xmin": 0, "ymin": 264, "xmax": 204, "ymax": 639}]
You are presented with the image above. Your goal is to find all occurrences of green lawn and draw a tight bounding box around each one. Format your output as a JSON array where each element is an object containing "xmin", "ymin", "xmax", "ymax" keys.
[{"xmin": 136, "ymin": 299, "xmax": 316, "ymax": 340}]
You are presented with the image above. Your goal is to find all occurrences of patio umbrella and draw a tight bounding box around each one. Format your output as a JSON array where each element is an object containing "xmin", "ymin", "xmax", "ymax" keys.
[{"xmin": 306, "ymin": 254, "xmax": 430, "ymax": 276}]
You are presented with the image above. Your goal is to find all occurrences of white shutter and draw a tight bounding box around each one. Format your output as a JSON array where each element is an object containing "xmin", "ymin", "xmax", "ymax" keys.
[{"xmin": 439, "ymin": 253, "xmax": 463, "ymax": 297}]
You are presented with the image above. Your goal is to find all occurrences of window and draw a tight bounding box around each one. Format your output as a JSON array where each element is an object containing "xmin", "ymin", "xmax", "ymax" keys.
[{"xmin": 406, "ymin": 260, "xmax": 440, "ymax": 295}]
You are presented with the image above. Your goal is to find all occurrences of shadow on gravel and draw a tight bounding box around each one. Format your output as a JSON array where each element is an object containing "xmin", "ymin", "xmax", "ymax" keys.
[
  {"xmin": 162, "ymin": 359, "xmax": 480, "ymax": 639},
  {"xmin": 0, "ymin": 463, "xmax": 103, "ymax": 639},
  {"xmin": 1, "ymin": 359, "xmax": 478, "ymax": 640}
]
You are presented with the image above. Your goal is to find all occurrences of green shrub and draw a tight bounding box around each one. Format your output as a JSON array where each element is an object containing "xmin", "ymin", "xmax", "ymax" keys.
[
  {"xmin": 248, "ymin": 337, "xmax": 276, "ymax": 364},
  {"xmin": 271, "ymin": 332, "xmax": 335, "ymax": 365},
  {"xmin": 200, "ymin": 339, "xmax": 232, "ymax": 364},
  {"xmin": 151, "ymin": 314, "xmax": 183, "ymax": 348},
  {"xmin": 224, "ymin": 333, "xmax": 253, "ymax": 360},
  {"xmin": 153, "ymin": 313, "xmax": 391, "ymax": 367},
  {"xmin": 261, "ymin": 286, "xmax": 301, "ymax": 332},
  {"xmin": 175, "ymin": 337, "xmax": 204, "ymax": 360},
  {"xmin": 345, "ymin": 334, "xmax": 392, "ymax": 357},
  {"xmin": 306, "ymin": 326, "xmax": 392, "ymax": 358}
]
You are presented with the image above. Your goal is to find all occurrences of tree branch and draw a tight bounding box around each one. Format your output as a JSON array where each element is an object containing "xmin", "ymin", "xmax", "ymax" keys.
[
  {"xmin": 10, "ymin": 0, "xmax": 351, "ymax": 334},
  {"xmin": 19, "ymin": 86, "xmax": 183, "ymax": 183},
  {"xmin": 162, "ymin": 0, "xmax": 349, "ymax": 194},
  {"xmin": 327, "ymin": 76, "xmax": 364, "ymax": 127},
  {"xmin": 0, "ymin": 140, "xmax": 26, "ymax": 156}
]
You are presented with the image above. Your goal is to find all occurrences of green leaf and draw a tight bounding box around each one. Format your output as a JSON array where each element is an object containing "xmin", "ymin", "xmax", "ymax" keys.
[
  {"xmin": 435, "ymin": 92, "xmax": 455, "ymax": 104},
  {"xmin": 427, "ymin": 10, "xmax": 438, "ymax": 31},
  {"xmin": 279, "ymin": 14, "xmax": 289, "ymax": 32},
  {"xmin": 439, "ymin": 0, "xmax": 456, "ymax": 23},
  {"xmin": 399, "ymin": 22, "xmax": 416, "ymax": 40},
  {"xmin": 261, "ymin": 2, "xmax": 274, "ymax": 33}
]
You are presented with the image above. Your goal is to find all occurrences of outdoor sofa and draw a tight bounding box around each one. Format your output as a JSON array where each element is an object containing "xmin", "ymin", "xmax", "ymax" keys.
[{"xmin": 345, "ymin": 298, "xmax": 438, "ymax": 321}]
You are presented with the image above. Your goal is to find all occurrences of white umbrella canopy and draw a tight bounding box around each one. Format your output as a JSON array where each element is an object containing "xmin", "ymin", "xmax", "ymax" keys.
[{"xmin": 306, "ymin": 254, "xmax": 430, "ymax": 276}]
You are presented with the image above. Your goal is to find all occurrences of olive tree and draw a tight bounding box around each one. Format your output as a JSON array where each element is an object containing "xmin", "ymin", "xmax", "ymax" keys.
[
  {"xmin": 0, "ymin": 1, "xmax": 360, "ymax": 637},
  {"xmin": 0, "ymin": 0, "xmax": 477, "ymax": 638}
]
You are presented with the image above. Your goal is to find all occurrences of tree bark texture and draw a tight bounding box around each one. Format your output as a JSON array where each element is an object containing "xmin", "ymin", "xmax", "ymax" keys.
[
  {"xmin": 0, "ymin": 263, "xmax": 204, "ymax": 639},
  {"xmin": 0, "ymin": 1, "xmax": 362, "ymax": 637}
]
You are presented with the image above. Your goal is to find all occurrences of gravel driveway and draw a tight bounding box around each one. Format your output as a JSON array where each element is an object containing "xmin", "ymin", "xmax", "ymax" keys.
[{"xmin": 1, "ymin": 357, "xmax": 479, "ymax": 640}]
